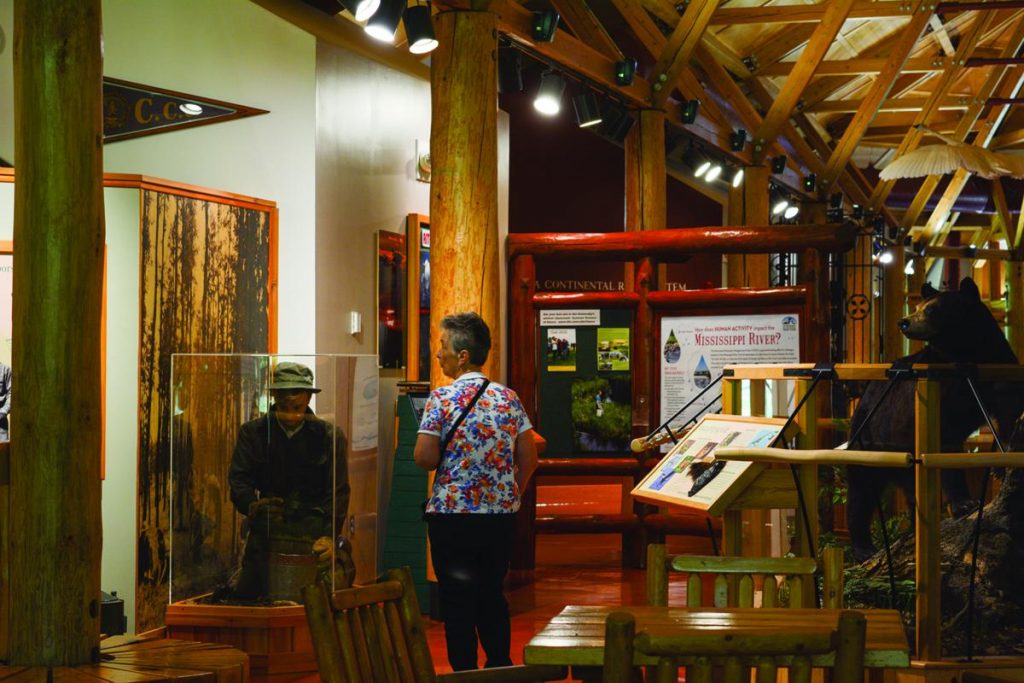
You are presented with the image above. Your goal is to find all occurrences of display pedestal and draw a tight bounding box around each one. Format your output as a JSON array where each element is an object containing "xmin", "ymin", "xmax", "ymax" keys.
[{"xmin": 165, "ymin": 601, "xmax": 315, "ymax": 682}]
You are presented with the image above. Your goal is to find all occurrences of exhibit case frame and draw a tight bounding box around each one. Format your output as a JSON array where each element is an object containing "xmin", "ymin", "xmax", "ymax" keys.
[{"xmin": 165, "ymin": 353, "xmax": 379, "ymax": 680}]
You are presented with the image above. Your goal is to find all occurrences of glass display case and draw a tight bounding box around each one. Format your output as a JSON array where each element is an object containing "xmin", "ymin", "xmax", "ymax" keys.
[{"xmin": 168, "ymin": 353, "xmax": 380, "ymax": 605}]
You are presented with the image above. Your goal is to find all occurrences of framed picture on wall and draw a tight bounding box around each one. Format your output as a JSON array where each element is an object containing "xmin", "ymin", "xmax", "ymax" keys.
[
  {"xmin": 406, "ymin": 214, "xmax": 430, "ymax": 382},
  {"xmin": 377, "ymin": 231, "xmax": 405, "ymax": 369}
]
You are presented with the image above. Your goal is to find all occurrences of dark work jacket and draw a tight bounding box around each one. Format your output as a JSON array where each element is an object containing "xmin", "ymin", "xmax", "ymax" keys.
[{"xmin": 228, "ymin": 405, "xmax": 350, "ymax": 534}]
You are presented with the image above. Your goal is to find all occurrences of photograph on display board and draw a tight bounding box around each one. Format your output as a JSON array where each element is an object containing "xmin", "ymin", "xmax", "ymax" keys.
[
  {"xmin": 377, "ymin": 231, "xmax": 405, "ymax": 369},
  {"xmin": 571, "ymin": 376, "xmax": 631, "ymax": 453},
  {"xmin": 632, "ymin": 414, "xmax": 786, "ymax": 513},
  {"xmin": 546, "ymin": 328, "xmax": 577, "ymax": 371},
  {"xmin": 597, "ymin": 327, "xmax": 630, "ymax": 371}
]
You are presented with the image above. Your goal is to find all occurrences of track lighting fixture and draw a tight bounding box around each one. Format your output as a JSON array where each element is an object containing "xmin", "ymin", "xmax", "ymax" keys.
[
  {"xmin": 828, "ymin": 192, "xmax": 843, "ymax": 209},
  {"xmin": 904, "ymin": 259, "xmax": 916, "ymax": 276},
  {"xmin": 731, "ymin": 167, "xmax": 744, "ymax": 188},
  {"xmin": 729, "ymin": 129, "xmax": 746, "ymax": 151},
  {"xmin": 615, "ymin": 58, "xmax": 638, "ymax": 86},
  {"xmin": 913, "ymin": 239, "xmax": 928, "ymax": 257},
  {"xmin": 772, "ymin": 198, "xmax": 789, "ymax": 216},
  {"xmin": 572, "ymin": 92, "xmax": 602, "ymax": 128},
  {"xmin": 497, "ymin": 47, "xmax": 523, "ymax": 94},
  {"xmin": 364, "ymin": 0, "xmax": 404, "ymax": 41},
  {"xmin": 533, "ymin": 70, "xmax": 565, "ymax": 116},
  {"xmin": 851, "ymin": 203, "xmax": 864, "ymax": 219},
  {"xmin": 770, "ymin": 155, "xmax": 787, "ymax": 174},
  {"xmin": 965, "ymin": 244, "xmax": 978, "ymax": 257},
  {"xmin": 532, "ymin": 9, "xmax": 560, "ymax": 42},
  {"xmin": 340, "ymin": 0, "xmax": 380, "ymax": 21},
  {"xmin": 681, "ymin": 99, "xmax": 700, "ymax": 124},
  {"xmin": 404, "ymin": 3, "xmax": 437, "ymax": 54},
  {"xmin": 704, "ymin": 162, "xmax": 723, "ymax": 183},
  {"xmin": 783, "ymin": 205, "xmax": 799, "ymax": 220},
  {"xmin": 803, "ymin": 173, "xmax": 816, "ymax": 192},
  {"xmin": 879, "ymin": 249, "xmax": 894, "ymax": 265},
  {"xmin": 695, "ymin": 159, "xmax": 712, "ymax": 179},
  {"xmin": 598, "ymin": 102, "xmax": 634, "ymax": 143}
]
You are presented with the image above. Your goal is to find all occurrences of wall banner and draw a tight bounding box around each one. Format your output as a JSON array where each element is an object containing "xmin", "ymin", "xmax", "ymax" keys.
[{"xmin": 659, "ymin": 314, "xmax": 800, "ymax": 444}]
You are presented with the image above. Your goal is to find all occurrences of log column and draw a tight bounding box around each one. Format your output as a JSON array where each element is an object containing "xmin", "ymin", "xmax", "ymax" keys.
[
  {"xmin": 726, "ymin": 166, "xmax": 771, "ymax": 287},
  {"xmin": 429, "ymin": 8, "xmax": 500, "ymax": 385},
  {"xmin": 625, "ymin": 109, "xmax": 665, "ymax": 568},
  {"xmin": 10, "ymin": 0, "xmax": 104, "ymax": 665}
]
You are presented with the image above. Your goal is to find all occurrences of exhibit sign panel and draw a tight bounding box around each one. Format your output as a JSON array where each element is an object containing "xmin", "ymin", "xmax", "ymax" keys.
[
  {"xmin": 659, "ymin": 313, "xmax": 799, "ymax": 443},
  {"xmin": 632, "ymin": 414, "xmax": 786, "ymax": 513}
]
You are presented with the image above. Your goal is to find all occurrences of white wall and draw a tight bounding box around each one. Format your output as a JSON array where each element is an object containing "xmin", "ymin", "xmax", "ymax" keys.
[
  {"xmin": 102, "ymin": 187, "xmax": 141, "ymax": 633},
  {"xmin": 313, "ymin": 43, "xmax": 431, "ymax": 355}
]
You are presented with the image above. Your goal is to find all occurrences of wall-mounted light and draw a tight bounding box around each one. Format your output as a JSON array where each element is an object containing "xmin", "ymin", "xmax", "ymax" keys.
[
  {"xmin": 572, "ymin": 92, "xmax": 602, "ymax": 128},
  {"xmin": 340, "ymin": 0, "xmax": 380, "ymax": 21},
  {"xmin": 365, "ymin": 0, "xmax": 404, "ymax": 41},
  {"xmin": 404, "ymin": 3, "xmax": 437, "ymax": 54},
  {"xmin": 615, "ymin": 58, "xmax": 638, "ymax": 86},
  {"xmin": 681, "ymin": 99, "xmax": 700, "ymax": 124},
  {"xmin": 533, "ymin": 70, "xmax": 565, "ymax": 116},
  {"xmin": 532, "ymin": 9, "xmax": 560, "ymax": 42}
]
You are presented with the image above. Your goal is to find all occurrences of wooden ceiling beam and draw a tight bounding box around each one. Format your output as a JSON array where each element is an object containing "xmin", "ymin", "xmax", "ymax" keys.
[
  {"xmin": 757, "ymin": 55, "xmax": 967, "ymax": 77},
  {"xmin": 747, "ymin": 24, "xmax": 817, "ymax": 76},
  {"xmin": 856, "ymin": 10, "xmax": 995, "ymax": 206},
  {"xmin": 711, "ymin": 0, "xmax": 914, "ymax": 25},
  {"xmin": 992, "ymin": 177, "xmax": 1017, "ymax": 247},
  {"xmin": 650, "ymin": 0, "xmax": 719, "ymax": 107},
  {"xmin": 807, "ymin": 96, "xmax": 970, "ymax": 113},
  {"xmin": 820, "ymin": 1, "xmax": 935, "ymax": 192},
  {"xmin": 549, "ymin": 0, "xmax": 623, "ymax": 61},
  {"xmin": 752, "ymin": 0, "xmax": 858, "ymax": 163}
]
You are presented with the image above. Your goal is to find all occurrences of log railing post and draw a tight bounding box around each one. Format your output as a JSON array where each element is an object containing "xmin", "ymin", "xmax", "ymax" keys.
[
  {"xmin": 10, "ymin": 0, "xmax": 105, "ymax": 665},
  {"xmin": 914, "ymin": 377, "xmax": 942, "ymax": 660}
]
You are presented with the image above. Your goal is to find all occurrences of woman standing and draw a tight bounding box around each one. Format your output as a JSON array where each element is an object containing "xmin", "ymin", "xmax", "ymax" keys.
[{"xmin": 414, "ymin": 312, "xmax": 538, "ymax": 671}]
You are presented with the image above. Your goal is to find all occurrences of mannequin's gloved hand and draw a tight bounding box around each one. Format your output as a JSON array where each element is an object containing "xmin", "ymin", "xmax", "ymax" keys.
[{"xmin": 247, "ymin": 497, "xmax": 284, "ymax": 520}]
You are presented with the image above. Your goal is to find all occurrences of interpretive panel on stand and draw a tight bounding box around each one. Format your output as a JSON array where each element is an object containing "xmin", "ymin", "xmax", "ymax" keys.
[
  {"xmin": 658, "ymin": 314, "xmax": 800, "ymax": 445},
  {"xmin": 632, "ymin": 414, "xmax": 786, "ymax": 515}
]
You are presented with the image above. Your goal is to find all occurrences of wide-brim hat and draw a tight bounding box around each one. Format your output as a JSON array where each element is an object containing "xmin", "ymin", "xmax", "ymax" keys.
[{"xmin": 269, "ymin": 361, "xmax": 321, "ymax": 393}]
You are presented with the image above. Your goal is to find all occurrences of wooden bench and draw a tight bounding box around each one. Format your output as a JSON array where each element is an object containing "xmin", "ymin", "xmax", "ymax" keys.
[
  {"xmin": 602, "ymin": 609, "xmax": 867, "ymax": 683},
  {"xmin": 646, "ymin": 543, "xmax": 844, "ymax": 608}
]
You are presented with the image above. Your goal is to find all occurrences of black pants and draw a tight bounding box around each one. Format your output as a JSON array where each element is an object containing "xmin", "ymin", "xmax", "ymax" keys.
[{"xmin": 427, "ymin": 513, "xmax": 516, "ymax": 671}]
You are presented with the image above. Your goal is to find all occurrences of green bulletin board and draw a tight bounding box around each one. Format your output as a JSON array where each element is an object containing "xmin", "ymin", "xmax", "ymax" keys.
[{"xmin": 538, "ymin": 308, "xmax": 633, "ymax": 457}]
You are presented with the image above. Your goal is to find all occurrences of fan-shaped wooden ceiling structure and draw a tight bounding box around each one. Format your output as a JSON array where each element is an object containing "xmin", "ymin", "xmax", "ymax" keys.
[{"xmin": 272, "ymin": 0, "xmax": 1024, "ymax": 256}]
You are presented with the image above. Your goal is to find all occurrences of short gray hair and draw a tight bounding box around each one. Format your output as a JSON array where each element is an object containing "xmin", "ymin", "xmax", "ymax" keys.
[{"xmin": 441, "ymin": 312, "xmax": 491, "ymax": 366}]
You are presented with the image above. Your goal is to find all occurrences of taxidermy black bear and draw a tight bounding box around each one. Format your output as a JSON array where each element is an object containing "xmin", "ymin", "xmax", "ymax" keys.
[{"xmin": 846, "ymin": 277, "xmax": 1021, "ymax": 561}]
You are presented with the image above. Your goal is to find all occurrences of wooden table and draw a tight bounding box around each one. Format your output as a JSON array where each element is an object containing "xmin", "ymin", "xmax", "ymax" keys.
[
  {"xmin": 0, "ymin": 637, "xmax": 249, "ymax": 682},
  {"xmin": 524, "ymin": 606, "xmax": 910, "ymax": 670}
]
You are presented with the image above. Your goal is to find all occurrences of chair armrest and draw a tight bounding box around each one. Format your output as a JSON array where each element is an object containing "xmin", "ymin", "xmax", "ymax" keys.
[{"xmin": 437, "ymin": 664, "xmax": 567, "ymax": 683}]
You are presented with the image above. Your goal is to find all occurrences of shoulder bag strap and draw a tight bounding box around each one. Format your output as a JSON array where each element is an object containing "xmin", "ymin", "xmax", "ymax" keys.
[{"xmin": 439, "ymin": 379, "xmax": 491, "ymax": 455}]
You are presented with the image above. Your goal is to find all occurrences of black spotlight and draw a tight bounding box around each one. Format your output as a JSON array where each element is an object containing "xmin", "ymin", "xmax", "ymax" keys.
[
  {"xmin": 851, "ymin": 203, "xmax": 864, "ymax": 219},
  {"xmin": 828, "ymin": 192, "xmax": 843, "ymax": 209},
  {"xmin": 965, "ymin": 244, "xmax": 978, "ymax": 257},
  {"xmin": 599, "ymin": 102, "xmax": 635, "ymax": 144},
  {"xmin": 532, "ymin": 9, "xmax": 559, "ymax": 42},
  {"xmin": 681, "ymin": 99, "xmax": 700, "ymax": 124},
  {"xmin": 913, "ymin": 238, "xmax": 928, "ymax": 257},
  {"xmin": 572, "ymin": 92, "xmax": 602, "ymax": 128},
  {"xmin": 497, "ymin": 47, "xmax": 523, "ymax": 94},
  {"xmin": 404, "ymin": 3, "xmax": 437, "ymax": 55},
  {"xmin": 615, "ymin": 57, "xmax": 638, "ymax": 86},
  {"xmin": 770, "ymin": 155, "xmax": 787, "ymax": 174},
  {"xmin": 872, "ymin": 214, "xmax": 885, "ymax": 235},
  {"xmin": 803, "ymin": 173, "xmax": 816, "ymax": 192},
  {"xmin": 729, "ymin": 129, "xmax": 746, "ymax": 151},
  {"xmin": 365, "ymin": 0, "xmax": 404, "ymax": 41},
  {"xmin": 338, "ymin": 0, "xmax": 380, "ymax": 21}
]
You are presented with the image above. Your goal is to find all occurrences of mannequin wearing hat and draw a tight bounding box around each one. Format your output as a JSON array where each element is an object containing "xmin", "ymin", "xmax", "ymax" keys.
[{"xmin": 227, "ymin": 361, "xmax": 352, "ymax": 598}]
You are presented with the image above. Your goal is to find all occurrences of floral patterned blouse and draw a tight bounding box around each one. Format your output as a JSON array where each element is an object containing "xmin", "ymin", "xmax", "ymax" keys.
[{"xmin": 418, "ymin": 372, "xmax": 533, "ymax": 514}]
